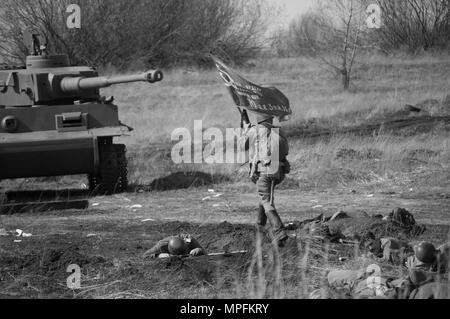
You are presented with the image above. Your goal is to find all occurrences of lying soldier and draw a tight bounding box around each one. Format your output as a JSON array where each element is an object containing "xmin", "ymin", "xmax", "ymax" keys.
[
  {"xmin": 406, "ymin": 241, "xmax": 450, "ymax": 274},
  {"xmin": 143, "ymin": 234, "xmax": 206, "ymax": 259},
  {"xmin": 366, "ymin": 237, "xmax": 413, "ymax": 264},
  {"xmin": 326, "ymin": 268, "xmax": 398, "ymax": 299},
  {"xmin": 409, "ymin": 282, "xmax": 449, "ymax": 299},
  {"xmin": 326, "ymin": 267, "xmax": 448, "ymax": 299}
]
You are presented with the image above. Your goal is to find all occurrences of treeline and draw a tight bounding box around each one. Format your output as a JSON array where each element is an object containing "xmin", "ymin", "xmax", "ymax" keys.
[
  {"xmin": 273, "ymin": 0, "xmax": 450, "ymax": 57},
  {"xmin": 0, "ymin": 0, "xmax": 272, "ymax": 69}
]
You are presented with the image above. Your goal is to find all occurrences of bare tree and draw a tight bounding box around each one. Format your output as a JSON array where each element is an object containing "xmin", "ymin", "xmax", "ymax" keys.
[
  {"xmin": 297, "ymin": 0, "xmax": 369, "ymax": 90},
  {"xmin": 377, "ymin": 0, "xmax": 450, "ymax": 51},
  {"xmin": 0, "ymin": 0, "xmax": 273, "ymax": 69}
]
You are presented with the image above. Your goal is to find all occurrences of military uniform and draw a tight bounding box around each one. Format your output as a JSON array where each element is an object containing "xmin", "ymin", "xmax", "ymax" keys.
[
  {"xmin": 143, "ymin": 234, "xmax": 205, "ymax": 258},
  {"xmin": 406, "ymin": 243, "xmax": 450, "ymax": 273},
  {"xmin": 327, "ymin": 268, "xmax": 448, "ymax": 299},
  {"xmin": 368, "ymin": 237, "xmax": 413, "ymax": 264},
  {"xmin": 409, "ymin": 282, "xmax": 449, "ymax": 299},
  {"xmin": 327, "ymin": 269, "xmax": 396, "ymax": 298},
  {"xmin": 240, "ymin": 116, "xmax": 290, "ymax": 245}
]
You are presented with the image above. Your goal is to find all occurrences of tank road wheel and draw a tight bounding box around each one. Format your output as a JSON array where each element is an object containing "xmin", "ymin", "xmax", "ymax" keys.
[{"xmin": 88, "ymin": 144, "xmax": 128, "ymax": 195}]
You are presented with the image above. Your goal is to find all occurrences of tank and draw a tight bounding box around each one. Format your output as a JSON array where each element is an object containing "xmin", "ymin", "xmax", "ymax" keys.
[{"xmin": 0, "ymin": 33, "xmax": 163, "ymax": 194}]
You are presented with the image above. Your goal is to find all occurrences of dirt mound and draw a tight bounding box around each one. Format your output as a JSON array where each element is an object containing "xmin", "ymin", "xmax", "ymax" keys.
[
  {"xmin": 5, "ymin": 246, "xmax": 107, "ymax": 275},
  {"xmin": 142, "ymin": 172, "xmax": 230, "ymax": 191},
  {"xmin": 196, "ymin": 222, "xmax": 255, "ymax": 253},
  {"xmin": 416, "ymin": 96, "xmax": 450, "ymax": 115},
  {"xmin": 327, "ymin": 217, "xmax": 425, "ymax": 242},
  {"xmin": 151, "ymin": 252, "xmax": 252, "ymax": 288},
  {"xmin": 130, "ymin": 222, "xmax": 263, "ymax": 291}
]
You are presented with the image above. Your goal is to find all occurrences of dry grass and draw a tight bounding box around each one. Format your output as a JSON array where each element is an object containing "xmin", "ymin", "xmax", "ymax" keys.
[
  {"xmin": 289, "ymin": 132, "xmax": 450, "ymax": 190},
  {"xmin": 2, "ymin": 55, "xmax": 450, "ymax": 299},
  {"xmin": 91, "ymin": 54, "xmax": 450, "ymax": 191},
  {"xmin": 104, "ymin": 54, "xmax": 450, "ymax": 144}
]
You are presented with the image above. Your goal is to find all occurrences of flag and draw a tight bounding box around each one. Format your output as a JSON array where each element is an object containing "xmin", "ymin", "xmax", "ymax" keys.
[{"xmin": 211, "ymin": 56, "xmax": 292, "ymax": 122}]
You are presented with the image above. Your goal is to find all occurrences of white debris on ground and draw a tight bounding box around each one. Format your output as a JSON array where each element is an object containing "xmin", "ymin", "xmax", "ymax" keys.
[
  {"xmin": 141, "ymin": 219, "xmax": 155, "ymax": 222},
  {"xmin": 16, "ymin": 229, "xmax": 32, "ymax": 237},
  {"xmin": 114, "ymin": 195, "xmax": 131, "ymax": 202},
  {"xmin": 201, "ymin": 189, "xmax": 227, "ymax": 208}
]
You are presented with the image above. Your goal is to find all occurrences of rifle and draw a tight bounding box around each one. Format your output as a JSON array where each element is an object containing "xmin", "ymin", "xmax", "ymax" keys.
[
  {"xmin": 158, "ymin": 250, "xmax": 248, "ymax": 259},
  {"xmin": 207, "ymin": 250, "xmax": 248, "ymax": 257},
  {"xmin": 339, "ymin": 239, "xmax": 361, "ymax": 246}
]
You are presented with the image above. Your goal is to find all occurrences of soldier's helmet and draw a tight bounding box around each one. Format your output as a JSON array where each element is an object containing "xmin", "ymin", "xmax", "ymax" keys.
[
  {"xmin": 168, "ymin": 236, "xmax": 188, "ymax": 255},
  {"xmin": 255, "ymin": 112, "xmax": 274, "ymax": 124},
  {"xmin": 415, "ymin": 242, "xmax": 437, "ymax": 264}
]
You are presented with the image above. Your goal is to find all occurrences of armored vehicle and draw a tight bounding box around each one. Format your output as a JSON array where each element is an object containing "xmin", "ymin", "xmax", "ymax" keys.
[{"xmin": 0, "ymin": 33, "xmax": 163, "ymax": 194}]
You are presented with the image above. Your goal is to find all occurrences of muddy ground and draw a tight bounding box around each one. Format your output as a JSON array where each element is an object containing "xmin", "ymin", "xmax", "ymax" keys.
[{"xmin": 1, "ymin": 185, "xmax": 449, "ymax": 299}]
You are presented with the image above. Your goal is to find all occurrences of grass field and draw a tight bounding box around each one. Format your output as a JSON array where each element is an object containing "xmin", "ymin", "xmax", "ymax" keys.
[
  {"xmin": 100, "ymin": 54, "xmax": 450, "ymax": 189},
  {"xmin": 109, "ymin": 54, "xmax": 450, "ymax": 142},
  {"xmin": 1, "ymin": 54, "xmax": 450, "ymax": 299}
]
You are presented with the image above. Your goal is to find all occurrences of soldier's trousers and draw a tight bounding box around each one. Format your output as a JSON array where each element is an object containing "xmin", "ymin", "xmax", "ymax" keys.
[
  {"xmin": 409, "ymin": 282, "xmax": 449, "ymax": 299},
  {"xmin": 328, "ymin": 270, "xmax": 389, "ymax": 298},
  {"xmin": 256, "ymin": 174, "xmax": 287, "ymax": 240}
]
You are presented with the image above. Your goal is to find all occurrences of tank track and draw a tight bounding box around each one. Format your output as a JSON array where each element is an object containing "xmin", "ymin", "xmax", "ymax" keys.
[{"xmin": 88, "ymin": 144, "xmax": 128, "ymax": 195}]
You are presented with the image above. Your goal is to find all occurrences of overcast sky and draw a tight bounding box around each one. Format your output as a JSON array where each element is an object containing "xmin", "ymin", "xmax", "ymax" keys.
[{"xmin": 271, "ymin": 0, "xmax": 314, "ymax": 23}]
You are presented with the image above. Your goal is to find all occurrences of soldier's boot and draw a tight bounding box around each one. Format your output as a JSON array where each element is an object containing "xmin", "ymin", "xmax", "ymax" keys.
[
  {"xmin": 256, "ymin": 204, "xmax": 267, "ymax": 237},
  {"xmin": 266, "ymin": 210, "xmax": 288, "ymax": 247}
]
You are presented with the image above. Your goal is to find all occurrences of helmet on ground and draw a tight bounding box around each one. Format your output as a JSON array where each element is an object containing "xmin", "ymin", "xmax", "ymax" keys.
[
  {"xmin": 168, "ymin": 236, "xmax": 188, "ymax": 255},
  {"xmin": 415, "ymin": 242, "xmax": 437, "ymax": 264}
]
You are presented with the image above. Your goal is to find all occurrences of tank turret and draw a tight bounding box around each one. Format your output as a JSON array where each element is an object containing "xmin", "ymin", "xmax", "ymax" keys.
[
  {"xmin": 0, "ymin": 54, "xmax": 163, "ymax": 107},
  {"xmin": 0, "ymin": 32, "xmax": 164, "ymax": 195}
]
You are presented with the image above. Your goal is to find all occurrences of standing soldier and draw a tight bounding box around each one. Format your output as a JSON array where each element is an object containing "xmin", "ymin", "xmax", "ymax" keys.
[
  {"xmin": 240, "ymin": 112, "xmax": 291, "ymax": 247},
  {"xmin": 211, "ymin": 56, "xmax": 293, "ymax": 247}
]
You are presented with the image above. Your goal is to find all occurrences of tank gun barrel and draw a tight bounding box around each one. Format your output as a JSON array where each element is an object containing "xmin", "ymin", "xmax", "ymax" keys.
[{"xmin": 60, "ymin": 70, "xmax": 163, "ymax": 94}]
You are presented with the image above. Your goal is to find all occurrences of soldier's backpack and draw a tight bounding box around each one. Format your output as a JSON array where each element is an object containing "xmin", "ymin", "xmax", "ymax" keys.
[{"xmin": 388, "ymin": 208, "xmax": 416, "ymax": 227}]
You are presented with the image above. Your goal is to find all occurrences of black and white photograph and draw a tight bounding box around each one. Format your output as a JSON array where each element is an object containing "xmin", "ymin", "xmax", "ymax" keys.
[{"xmin": 0, "ymin": 0, "xmax": 450, "ymax": 306}]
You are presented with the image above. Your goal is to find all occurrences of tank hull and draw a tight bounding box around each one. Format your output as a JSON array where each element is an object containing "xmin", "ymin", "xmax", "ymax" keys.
[
  {"xmin": 0, "ymin": 137, "xmax": 95, "ymax": 179},
  {"xmin": 0, "ymin": 103, "xmax": 130, "ymax": 180}
]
